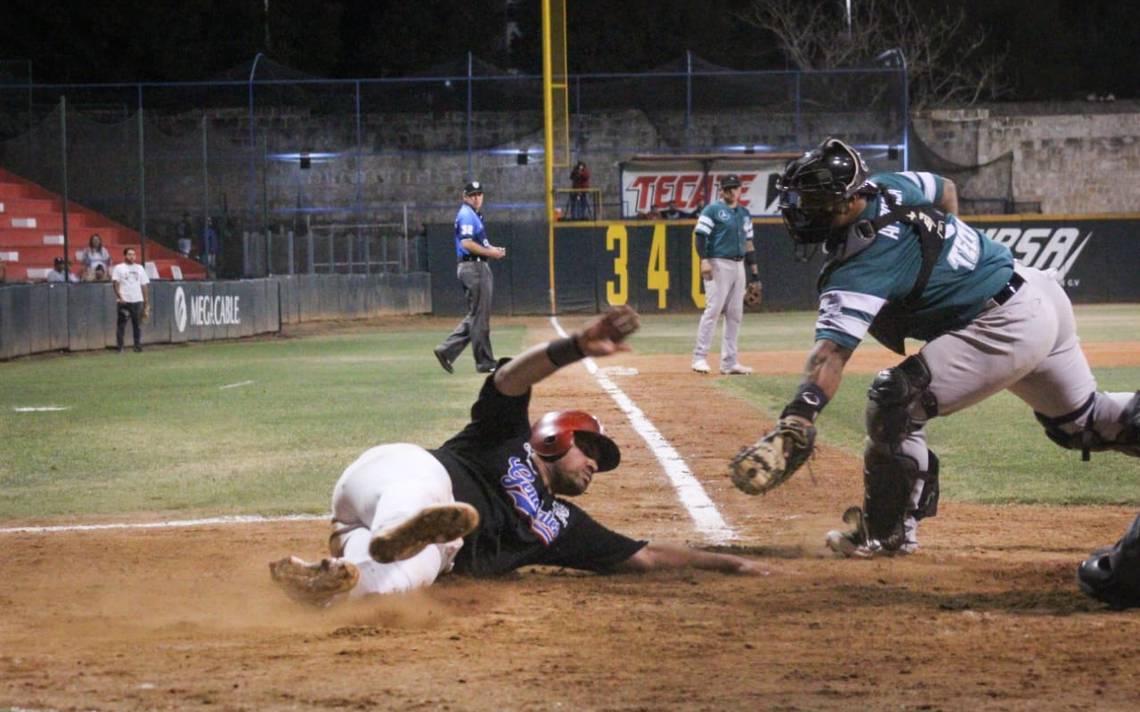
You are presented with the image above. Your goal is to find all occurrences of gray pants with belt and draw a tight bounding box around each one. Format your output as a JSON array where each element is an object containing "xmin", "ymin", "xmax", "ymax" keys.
[{"xmin": 437, "ymin": 261, "xmax": 495, "ymax": 370}]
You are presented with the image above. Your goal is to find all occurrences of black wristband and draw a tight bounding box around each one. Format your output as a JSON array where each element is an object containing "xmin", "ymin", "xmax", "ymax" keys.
[
  {"xmin": 780, "ymin": 383, "xmax": 830, "ymax": 422},
  {"xmin": 547, "ymin": 336, "xmax": 586, "ymax": 367}
]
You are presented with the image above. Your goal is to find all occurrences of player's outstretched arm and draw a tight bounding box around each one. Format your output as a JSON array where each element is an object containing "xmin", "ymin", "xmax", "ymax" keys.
[
  {"xmin": 614, "ymin": 542, "xmax": 763, "ymax": 575},
  {"xmin": 495, "ymin": 305, "xmax": 639, "ymax": 397}
]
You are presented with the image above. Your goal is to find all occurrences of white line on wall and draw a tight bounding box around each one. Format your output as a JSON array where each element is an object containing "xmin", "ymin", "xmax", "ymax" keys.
[
  {"xmin": 550, "ymin": 317, "xmax": 736, "ymax": 544},
  {"xmin": 219, "ymin": 380, "xmax": 255, "ymax": 390},
  {"xmin": 12, "ymin": 406, "xmax": 71, "ymax": 412},
  {"xmin": 0, "ymin": 513, "xmax": 328, "ymax": 535}
]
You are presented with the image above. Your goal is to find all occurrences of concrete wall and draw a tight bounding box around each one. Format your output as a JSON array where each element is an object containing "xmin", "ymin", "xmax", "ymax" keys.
[
  {"xmin": 912, "ymin": 102, "xmax": 1140, "ymax": 214},
  {"xmin": 3, "ymin": 101, "xmax": 1137, "ymax": 238}
]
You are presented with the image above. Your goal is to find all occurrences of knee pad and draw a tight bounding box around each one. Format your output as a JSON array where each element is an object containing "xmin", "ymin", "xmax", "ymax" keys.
[
  {"xmin": 865, "ymin": 354, "xmax": 938, "ymax": 445},
  {"xmin": 1037, "ymin": 391, "xmax": 1140, "ymax": 460}
]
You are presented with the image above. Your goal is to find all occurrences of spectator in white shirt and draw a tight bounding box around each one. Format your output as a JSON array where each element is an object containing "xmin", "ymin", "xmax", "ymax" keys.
[
  {"xmin": 79, "ymin": 234, "xmax": 112, "ymax": 281},
  {"xmin": 111, "ymin": 247, "xmax": 150, "ymax": 353}
]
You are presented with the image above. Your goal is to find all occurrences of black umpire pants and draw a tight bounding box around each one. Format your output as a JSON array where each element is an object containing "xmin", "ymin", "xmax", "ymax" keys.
[{"xmin": 116, "ymin": 301, "xmax": 143, "ymax": 349}]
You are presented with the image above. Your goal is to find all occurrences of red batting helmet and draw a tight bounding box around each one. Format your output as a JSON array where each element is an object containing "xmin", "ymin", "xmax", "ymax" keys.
[{"xmin": 528, "ymin": 410, "xmax": 621, "ymax": 472}]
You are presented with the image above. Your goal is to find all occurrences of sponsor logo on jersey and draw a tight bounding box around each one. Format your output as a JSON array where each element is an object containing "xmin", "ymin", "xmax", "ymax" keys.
[
  {"xmin": 500, "ymin": 454, "xmax": 561, "ymax": 545},
  {"xmin": 981, "ymin": 226, "xmax": 1092, "ymax": 284}
]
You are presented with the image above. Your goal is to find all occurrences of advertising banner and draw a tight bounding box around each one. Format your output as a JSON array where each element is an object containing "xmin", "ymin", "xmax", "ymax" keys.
[
  {"xmin": 549, "ymin": 215, "xmax": 1140, "ymax": 314},
  {"xmin": 618, "ymin": 157, "xmax": 794, "ymax": 218}
]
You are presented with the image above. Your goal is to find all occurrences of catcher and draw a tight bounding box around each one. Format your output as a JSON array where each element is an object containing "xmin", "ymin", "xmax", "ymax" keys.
[
  {"xmin": 272, "ymin": 305, "xmax": 762, "ymax": 607},
  {"xmin": 730, "ymin": 137, "xmax": 1140, "ymax": 558}
]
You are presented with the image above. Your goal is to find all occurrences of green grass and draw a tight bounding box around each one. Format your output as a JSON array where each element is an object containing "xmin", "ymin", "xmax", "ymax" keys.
[
  {"xmin": 0, "ymin": 324, "xmax": 525, "ymax": 518},
  {"xmin": 716, "ymin": 369, "xmax": 1140, "ymax": 506},
  {"xmin": 1, "ymin": 304, "xmax": 1137, "ymax": 519},
  {"xmin": 629, "ymin": 304, "xmax": 1140, "ymax": 505}
]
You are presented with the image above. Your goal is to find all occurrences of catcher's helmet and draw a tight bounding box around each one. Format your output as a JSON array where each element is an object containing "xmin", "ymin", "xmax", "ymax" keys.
[
  {"xmin": 776, "ymin": 137, "xmax": 870, "ymax": 244},
  {"xmin": 529, "ymin": 410, "xmax": 621, "ymax": 472}
]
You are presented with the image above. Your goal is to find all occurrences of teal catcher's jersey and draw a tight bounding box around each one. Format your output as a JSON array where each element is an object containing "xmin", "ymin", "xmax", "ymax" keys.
[{"xmin": 815, "ymin": 171, "xmax": 1015, "ymax": 350}]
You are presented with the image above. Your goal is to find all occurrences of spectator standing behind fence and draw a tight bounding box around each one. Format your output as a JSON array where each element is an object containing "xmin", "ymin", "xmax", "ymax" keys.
[
  {"xmin": 92, "ymin": 264, "xmax": 109, "ymax": 282},
  {"xmin": 78, "ymin": 234, "xmax": 112, "ymax": 281},
  {"xmin": 46, "ymin": 257, "xmax": 79, "ymax": 283},
  {"xmin": 691, "ymin": 174, "xmax": 758, "ymax": 376},
  {"xmin": 203, "ymin": 217, "xmax": 219, "ymax": 275},
  {"xmin": 176, "ymin": 212, "xmax": 193, "ymax": 258},
  {"xmin": 433, "ymin": 181, "xmax": 506, "ymax": 375},
  {"xmin": 570, "ymin": 161, "xmax": 591, "ymax": 220},
  {"xmin": 111, "ymin": 247, "xmax": 150, "ymax": 353}
]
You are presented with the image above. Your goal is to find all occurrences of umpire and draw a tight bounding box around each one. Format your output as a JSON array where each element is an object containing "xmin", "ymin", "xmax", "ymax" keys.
[{"xmin": 434, "ymin": 181, "xmax": 506, "ymax": 374}]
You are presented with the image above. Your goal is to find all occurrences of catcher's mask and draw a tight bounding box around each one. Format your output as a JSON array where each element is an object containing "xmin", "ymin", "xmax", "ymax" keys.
[
  {"xmin": 529, "ymin": 410, "xmax": 621, "ymax": 472},
  {"xmin": 776, "ymin": 137, "xmax": 870, "ymax": 245}
]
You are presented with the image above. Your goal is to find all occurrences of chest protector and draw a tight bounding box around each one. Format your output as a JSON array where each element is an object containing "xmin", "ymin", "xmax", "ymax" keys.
[{"xmin": 818, "ymin": 190, "xmax": 947, "ymax": 355}]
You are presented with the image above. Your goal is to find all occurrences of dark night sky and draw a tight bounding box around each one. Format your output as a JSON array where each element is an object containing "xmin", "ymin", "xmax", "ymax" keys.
[{"xmin": 0, "ymin": 0, "xmax": 1136, "ymax": 101}]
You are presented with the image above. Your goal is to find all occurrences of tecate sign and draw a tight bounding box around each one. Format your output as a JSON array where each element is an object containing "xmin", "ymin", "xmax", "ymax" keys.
[
  {"xmin": 173, "ymin": 286, "xmax": 241, "ymax": 333},
  {"xmin": 621, "ymin": 165, "xmax": 784, "ymax": 217}
]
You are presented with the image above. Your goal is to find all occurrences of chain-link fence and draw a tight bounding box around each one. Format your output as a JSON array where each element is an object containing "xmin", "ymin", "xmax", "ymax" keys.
[{"xmin": 0, "ymin": 53, "xmax": 907, "ymax": 278}]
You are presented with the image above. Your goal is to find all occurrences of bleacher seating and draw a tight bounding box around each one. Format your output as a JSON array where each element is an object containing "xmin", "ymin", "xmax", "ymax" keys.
[{"xmin": 0, "ymin": 168, "xmax": 207, "ymax": 282}]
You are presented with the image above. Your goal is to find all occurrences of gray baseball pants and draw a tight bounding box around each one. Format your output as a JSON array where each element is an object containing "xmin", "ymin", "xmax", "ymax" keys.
[
  {"xmin": 437, "ymin": 261, "xmax": 495, "ymax": 370},
  {"xmin": 693, "ymin": 258, "xmax": 746, "ymax": 369},
  {"xmin": 887, "ymin": 266, "xmax": 1134, "ymax": 546}
]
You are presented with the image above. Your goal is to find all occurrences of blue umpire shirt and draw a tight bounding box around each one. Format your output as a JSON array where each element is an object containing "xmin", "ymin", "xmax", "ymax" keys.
[{"xmin": 455, "ymin": 203, "xmax": 490, "ymax": 260}]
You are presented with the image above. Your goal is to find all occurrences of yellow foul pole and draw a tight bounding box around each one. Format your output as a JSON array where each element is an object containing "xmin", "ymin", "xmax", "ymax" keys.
[{"xmin": 541, "ymin": 0, "xmax": 557, "ymax": 314}]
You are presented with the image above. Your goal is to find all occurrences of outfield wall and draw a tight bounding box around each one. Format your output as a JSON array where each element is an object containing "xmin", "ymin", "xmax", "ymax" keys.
[
  {"xmin": 428, "ymin": 215, "xmax": 1140, "ymax": 315},
  {"xmin": 0, "ymin": 273, "xmax": 430, "ymax": 360}
]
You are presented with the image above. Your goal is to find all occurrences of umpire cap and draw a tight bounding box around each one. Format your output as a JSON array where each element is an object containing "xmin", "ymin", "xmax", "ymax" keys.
[
  {"xmin": 529, "ymin": 410, "xmax": 621, "ymax": 472},
  {"xmin": 463, "ymin": 180, "xmax": 484, "ymax": 196},
  {"xmin": 720, "ymin": 174, "xmax": 742, "ymax": 189}
]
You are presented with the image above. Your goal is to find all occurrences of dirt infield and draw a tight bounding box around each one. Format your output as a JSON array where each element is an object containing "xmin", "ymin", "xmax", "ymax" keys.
[{"xmin": 2, "ymin": 333, "xmax": 1139, "ymax": 710}]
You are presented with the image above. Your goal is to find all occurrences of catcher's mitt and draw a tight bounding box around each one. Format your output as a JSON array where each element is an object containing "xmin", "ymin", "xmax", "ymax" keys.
[
  {"xmin": 743, "ymin": 281, "xmax": 763, "ymax": 308},
  {"xmin": 730, "ymin": 417, "xmax": 816, "ymax": 495}
]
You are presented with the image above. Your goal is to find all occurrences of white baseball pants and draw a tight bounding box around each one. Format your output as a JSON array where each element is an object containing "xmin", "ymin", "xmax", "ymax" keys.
[{"xmin": 330, "ymin": 443, "xmax": 465, "ymax": 598}]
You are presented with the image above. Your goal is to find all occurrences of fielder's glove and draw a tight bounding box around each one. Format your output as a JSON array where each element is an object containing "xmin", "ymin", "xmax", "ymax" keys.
[
  {"xmin": 730, "ymin": 417, "xmax": 815, "ymax": 495},
  {"xmin": 743, "ymin": 281, "xmax": 763, "ymax": 308}
]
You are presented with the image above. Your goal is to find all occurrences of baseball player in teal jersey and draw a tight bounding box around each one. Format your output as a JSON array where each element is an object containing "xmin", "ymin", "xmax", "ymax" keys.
[
  {"xmin": 691, "ymin": 174, "xmax": 761, "ymax": 375},
  {"xmin": 731, "ymin": 137, "xmax": 1140, "ymax": 558}
]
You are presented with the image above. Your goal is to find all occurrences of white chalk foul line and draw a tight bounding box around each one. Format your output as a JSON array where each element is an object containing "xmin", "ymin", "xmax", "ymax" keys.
[
  {"xmin": 551, "ymin": 317, "xmax": 736, "ymax": 544},
  {"xmin": 12, "ymin": 406, "xmax": 71, "ymax": 412},
  {"xmin": 0, "ymin": 513, "xmax": 327, "ymax": 535},
  {"xmin": 219, "ymin": 380, "xmax": 255, "ymax": 390}
]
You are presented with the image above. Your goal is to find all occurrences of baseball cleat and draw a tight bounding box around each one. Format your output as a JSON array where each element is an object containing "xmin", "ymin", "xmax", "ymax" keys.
[
  {"xmin": 269, "ymin": 556, "xmax": 359, "ymax": 607},
  {"xmin": 720, "ymin": 363, "xmax": 754, "ymax": 375},
  {"xmin": 433, "ymin": 348, "xmax": 454, "ymax": 374},
  {"xmin": 369, "ymin": 502, "xmax": 480, "ymax": 564},
  {"xmin": 826, "ymin": 529, "xmax": 864, "ymax": 557},
  {"xmin": 825, "ymin": 530, "xmax": 917, "ymax": 558},
  {"xmin": 692, "ymin": 358, "xmax": 711, "ymax": 374}
]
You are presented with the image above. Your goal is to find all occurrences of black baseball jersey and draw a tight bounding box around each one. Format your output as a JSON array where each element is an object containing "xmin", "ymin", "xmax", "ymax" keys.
[{"xmin": 430, "ymin": 365, "xmax": 646, "ymax": 577}]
